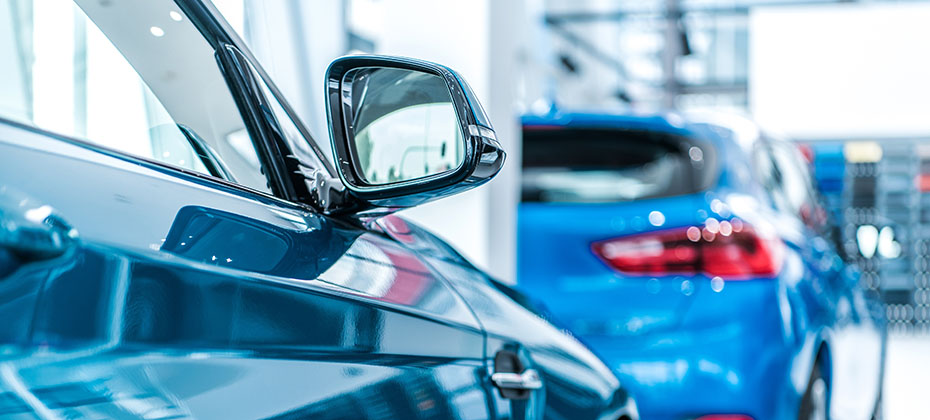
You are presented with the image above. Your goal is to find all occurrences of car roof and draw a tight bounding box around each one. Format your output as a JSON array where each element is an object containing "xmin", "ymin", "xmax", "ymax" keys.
[
  {"xmin": 522, "ymin": 110, "xmax": 767, "ymax": 153},
  {"xmin": 522, "ymin": 112, "xmax": 693, "ymax": 136}
]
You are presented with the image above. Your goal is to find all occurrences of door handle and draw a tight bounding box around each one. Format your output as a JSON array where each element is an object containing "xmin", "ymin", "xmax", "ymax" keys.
[
  {"xmin": 0, "ymin": 190, "xmax": 75, "ymax": 277},
  {"xmin": 491, "ymin": 369, "xmax": 543, "ymax": 391},
  {"xmin": 493, "ymin": 349, "xmax": 541, "ymax": 400}
]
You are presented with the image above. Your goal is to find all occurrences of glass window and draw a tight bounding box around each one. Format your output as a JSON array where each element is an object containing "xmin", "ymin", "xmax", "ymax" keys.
[
  {"xmin": 243, "ymin": 56, "xmax": 333, "ymax": 180},
  {"xmin": 771, "ymin": 144, "xmax": 812, "ymax": 214},
  {"xmin": 521, "ymin": 127, "xmax": 714, "ymax": 203},
  {"xmin": 208, "ymin": 0, "xmax": 334, "ymax": 179},
  {"xmin": 751, "ymin": 143, "xmax": 792, "ymax": 213},
  {"xmin": 771, "ymin": 141, "xmax": 831, "ymax": 230},
  {"xmin": 753, "ymin": 140, "xmax": 825, "ymax": 228},
  {"xmin": 0, "ymin": 0, "xmax": 272, "ymax": 193}
]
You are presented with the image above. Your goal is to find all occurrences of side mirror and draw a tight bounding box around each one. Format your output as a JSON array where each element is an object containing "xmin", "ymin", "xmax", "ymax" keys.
[{"xmin": 326, "ymin": 55, "xmax": 505, "ymax": 212}]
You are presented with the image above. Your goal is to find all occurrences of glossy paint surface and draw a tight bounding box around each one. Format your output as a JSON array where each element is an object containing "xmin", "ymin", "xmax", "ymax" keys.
[
  {"xmin": 379, "ymin": 217, "xmax": 633, "ymax": 420},
  {"xmin": 0, "ymin": 40, "xmax": 630, "ymax": 420},
  {"xmin": 0, "ymin": 121, "xmax": 489, "ymax": 419},
  {"xmin": 517, "ymin": 112, "xmax": 886, "ymax": 420}
]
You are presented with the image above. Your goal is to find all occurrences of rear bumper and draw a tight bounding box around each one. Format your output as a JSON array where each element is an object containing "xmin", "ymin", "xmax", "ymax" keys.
[
  {"xmin": 578, "ymin": 282, "xmax": 803, "ymax": 420},
  {"xmin": 600, "ymin": 395, "xmax": 640, "ymax": 420}
]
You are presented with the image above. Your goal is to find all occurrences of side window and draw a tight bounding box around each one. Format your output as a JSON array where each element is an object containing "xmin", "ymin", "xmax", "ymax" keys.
[
  {"xmin": 0, "ymin": 0, "xmax": 272, "ymax": 193},
  {"xmin": 769, "ymin": 141, "xmax": 829, "ymax": 230},
  {"xmin": 771, "ymin": 146, "xmax": 808, "ymax": 214},
  {"xmin": 751, "ymin": 144, "xmax": 791, "ymax": 213}
]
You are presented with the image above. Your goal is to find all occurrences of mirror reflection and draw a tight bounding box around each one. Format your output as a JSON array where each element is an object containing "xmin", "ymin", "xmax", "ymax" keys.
[{"xmin": 346, "ymin": 67, "xmax": 464, "ymax": 185}]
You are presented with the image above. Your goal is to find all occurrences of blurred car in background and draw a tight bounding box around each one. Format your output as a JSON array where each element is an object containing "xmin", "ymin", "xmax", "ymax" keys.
[{"xmin": 517, "ymin": 112, "xmax": 887, "ymax": 420}]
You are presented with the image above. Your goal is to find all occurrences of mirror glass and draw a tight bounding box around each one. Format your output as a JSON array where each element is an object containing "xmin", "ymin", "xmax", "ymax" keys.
[{"xmin": 345, "ymin": 67, "xmax": 464, "ymax": 185}]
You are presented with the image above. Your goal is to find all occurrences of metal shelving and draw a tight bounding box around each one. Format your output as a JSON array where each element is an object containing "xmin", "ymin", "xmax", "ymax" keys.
[{"xmin": 810, "ymin": 140, "xmax": 930, "ymax": 333}]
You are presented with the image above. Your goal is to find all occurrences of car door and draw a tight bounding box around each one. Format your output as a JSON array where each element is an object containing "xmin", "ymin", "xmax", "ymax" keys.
[
  {"xmin": 377, "ymin": 217, "xmax": 630, "ymax": 420},
  {"xmin": 0, "ymin": 1, "xmax": 496, "ymax": 419},
  {"xmin": 768, "ymin": 141, "xmax": 884, "ymax": 419}
]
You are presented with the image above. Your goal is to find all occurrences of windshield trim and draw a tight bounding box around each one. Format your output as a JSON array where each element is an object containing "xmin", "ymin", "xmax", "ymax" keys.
[{"xmin": 183, "ymin": 0, "xmax": 336, "ymax": 178}]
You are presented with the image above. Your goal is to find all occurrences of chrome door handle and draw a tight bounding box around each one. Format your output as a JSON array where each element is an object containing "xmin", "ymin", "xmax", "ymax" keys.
[
  {"xmin": 0, "ymin": 190, "xmax": 76, "ymax": 277},
  {"xmin": 491, "ymin": 369, "xmax": 543, "ymax": 391}
]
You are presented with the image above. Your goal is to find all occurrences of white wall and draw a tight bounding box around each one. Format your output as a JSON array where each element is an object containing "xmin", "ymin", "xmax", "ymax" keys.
[{"xmin": 749, "ymin": 2, "xmax": 930, "ymax": 139}]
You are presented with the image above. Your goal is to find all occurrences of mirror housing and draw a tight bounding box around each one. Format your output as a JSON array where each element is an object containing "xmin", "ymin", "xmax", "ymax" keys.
[{"xmin": 325, "ymin": 55, "xmax": 505, "ymax": 212}]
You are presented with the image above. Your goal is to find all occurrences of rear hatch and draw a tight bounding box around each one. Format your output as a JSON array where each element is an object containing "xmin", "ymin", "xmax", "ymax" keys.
[{"xmin": 517, "ymin": 125, "xmax": 719, "ymax": 337}]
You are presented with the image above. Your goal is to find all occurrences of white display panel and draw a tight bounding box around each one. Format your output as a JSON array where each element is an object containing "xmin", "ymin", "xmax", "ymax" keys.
[{"xmin": 750, "ymin": 2, "xmax": 930, "ymax": 139}]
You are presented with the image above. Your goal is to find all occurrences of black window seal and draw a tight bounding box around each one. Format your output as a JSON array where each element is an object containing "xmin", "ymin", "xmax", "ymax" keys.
[
  {"xmin": 178, "ymin": 124, "xmax": 234, "ymax": 180},
  {"xmin": 176, "ymin": 0, "xmax": 338, "ymax": 205}
]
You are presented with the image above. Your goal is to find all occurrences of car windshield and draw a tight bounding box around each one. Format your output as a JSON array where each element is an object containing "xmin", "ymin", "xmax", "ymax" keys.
[
  {"xmin": 0, "ymin": 0, "xmax": 273, "ymax": 192},
  {"xmin": 521, "ymin": 127, "xmax": 714, "ymax": 203},
  {"xmin": 208, "ymin": 0, "xmax": 334, "ymax": 170}
]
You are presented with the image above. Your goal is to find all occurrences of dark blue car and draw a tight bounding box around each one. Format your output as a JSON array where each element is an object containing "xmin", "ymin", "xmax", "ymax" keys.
[
  {"xmin": 0, "ymin": 1, "xmax": 637, "ymax": 419},
  {"xmin": 517, "ymin": 112, "xmax": 886, "ymax": 420}
]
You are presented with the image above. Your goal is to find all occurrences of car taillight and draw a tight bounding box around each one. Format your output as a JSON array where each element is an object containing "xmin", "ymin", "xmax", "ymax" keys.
[{"xmin": 591, "ymin": 219, "xmax": 783, "ymax": 280}]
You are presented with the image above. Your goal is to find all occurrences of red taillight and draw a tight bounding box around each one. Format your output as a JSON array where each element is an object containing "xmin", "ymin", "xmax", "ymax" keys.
[
  {"xmin": 796, "ymin": 143, "xmax": 814, "ymax": 164},
  {"xmin": 917, "ymin": 174, "xmax": 930, "ymax": 193},
  {"xmin": 591, "ymin": 220, "xmax": 783, "ymax": 279}
]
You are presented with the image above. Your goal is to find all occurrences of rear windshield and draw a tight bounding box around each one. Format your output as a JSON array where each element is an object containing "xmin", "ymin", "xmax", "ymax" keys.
[{"xmin": 521, "ymin": 127, "xmax": 715, "ymax": 203}]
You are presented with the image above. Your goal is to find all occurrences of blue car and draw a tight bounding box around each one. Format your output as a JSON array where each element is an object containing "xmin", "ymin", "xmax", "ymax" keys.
[
  {"xmin": 517, "ymin": 112, "xmax": 886, "ymax": 420},
  {"xmin": 0, "ymin": 1, "xmax": 637, "ymax": 419}
]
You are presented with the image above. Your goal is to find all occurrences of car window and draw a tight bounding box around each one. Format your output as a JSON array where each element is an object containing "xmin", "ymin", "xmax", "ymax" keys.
[
  {"xmin": 521, "ymin": 127, "xmax": 715, "ymax": 203},
  {"xmin": 244, "ymin": 57, "xmax": 334, "ymax": 180},
  {"xmin": 772, "ymin": 141, "xmax": 833, "ymax": 230},
  {"xmin": 771, "ymin": 143, "xmax": 815, "ymax": 215},
  {"xmin": 0, "ymin": 0, "xmax": 272, "ymax": 193},
  {"xmin": 207, "ymin": 0, "xmax": 335, "ymax": 180},
  {"xmin": 753, "ymin": 139, "xmax": 825, "ymax": 227},
  {"xmin": 751, "ymin": 143, "xmax": 793, "ymax": 214}
]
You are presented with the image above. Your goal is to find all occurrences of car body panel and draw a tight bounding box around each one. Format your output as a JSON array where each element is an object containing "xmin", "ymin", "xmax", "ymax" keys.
[
  {"xmin": 378, "ymin": 216, "xmax": 636, "ymax": 420},
  {"xmin": 0, "ymin": 120, "xmax": 491, "ymax": 419}
]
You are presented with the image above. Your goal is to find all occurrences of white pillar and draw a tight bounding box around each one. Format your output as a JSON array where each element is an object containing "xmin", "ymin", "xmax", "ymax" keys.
[{"xmin": 486, "ymin": 0, "xmax": 525, "ymax": 284}]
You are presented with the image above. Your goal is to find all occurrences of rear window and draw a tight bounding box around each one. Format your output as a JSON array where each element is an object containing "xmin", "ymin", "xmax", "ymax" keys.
[{"xmin": 521, "ymin": 127, "xmax": 715, "ymax": 203}]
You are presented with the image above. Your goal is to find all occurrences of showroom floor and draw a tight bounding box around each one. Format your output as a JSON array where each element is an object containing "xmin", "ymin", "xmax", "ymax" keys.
[{"xmin": 885, "ymin": 334, "xmax": 930, "ymax": 419}]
